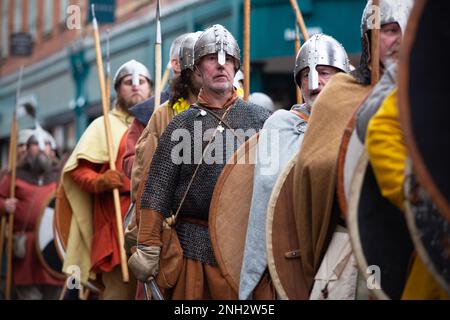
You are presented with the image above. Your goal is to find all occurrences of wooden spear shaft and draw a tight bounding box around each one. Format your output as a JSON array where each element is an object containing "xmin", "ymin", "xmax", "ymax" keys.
[
  {"xmin": 0, "ymin": 122, "xmax": 14, "ymax": 290},
  {"xmin": 371, "ymin": 0, "xmax": 381, "ymax": 85},
  {"xmin": 106, "ymin": 29, "xmax": 111, "ymax": 112},
  {"xmin": 295, "ymin": 25, "xmax": 303, "ymax": 105},
  {"xmin": 154, "ymin": 0, "xmax": 162, "ymax": 108},
  {"xmin": 5, "ymin": 66, "xmax": 23, "ymax": 300},
  {"xmin": 243, "ymin": 0, "xmax": 251, "ymax": 101},
  {"xmin": 0, "ymin": 215, "xmax": 6, "ymax": 289},
  {"xmin": 289, "ymin": 0, "xmax": 309, "ymax": 41},
  {"xmin": 154, "ymin": 46, "xmax": 162, "ymax": 107},
  {"xmin": 91, "ymin": 5, "xmax": 129, "ymax": 283},
  {"xmin": 5, "ymin": 115, "xmax": 17, "ymax": 300},
  {"xmin": 160, "ymin": 63, "xmax": 171, "ymax": 93}
]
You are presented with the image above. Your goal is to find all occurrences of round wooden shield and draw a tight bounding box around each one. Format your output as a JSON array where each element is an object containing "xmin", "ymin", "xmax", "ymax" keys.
[
  {"xmin": 53, "ymin": 186, "xmax": 103, "ymax": 295},
  {"xmin": 266, "ymin": 151, "xmax": 309, "ymax": 300},
  {"xmin": 209, "ymin": 134, "xmax": 259, "ymax": 294},
  {"xmin": 53, "ymin": 217, "xmax": 66, "ymax": 263},
  {"xmin": 35, "ymin": 193, "xmax": 66, "ymax": 280},
  {"xmin": 337, "ymin": 114, "xmax": 365, "ymax": 217},
  {"xmin": 404, "ymin": 162, "xmax": 450, "ymax": 295},
  {"xmin": 54, "ymin": 185, "xmax": 72, "ymax": 253},
  {"xmin": 399, "ymin": 0, "xmax": 450, "ymax": 222},
  {"xmin": 347, "ymin": 151, "xmax": 414, "ymax": 300}
]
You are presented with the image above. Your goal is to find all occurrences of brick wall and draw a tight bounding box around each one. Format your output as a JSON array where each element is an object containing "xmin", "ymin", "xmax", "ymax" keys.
[{"xmin": 0, "ymin": 0, "xmax": 182, "ymax": 77}]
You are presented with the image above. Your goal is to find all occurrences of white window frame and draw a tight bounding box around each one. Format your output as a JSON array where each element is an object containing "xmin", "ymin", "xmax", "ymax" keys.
[
  {"xmin": 43, "ymin": 0, "xmax": 53, "ymax": 36},
  {"xmin": 1, "ymin": 0, "xmax": 9, "ymax": 58},
  {"xmin": 28, "ymin": 0, "xmax": 37, "ymax": 39},
  {"xmin": 14, "ymin": 0, "xmax": 22, "ymax": 33}
]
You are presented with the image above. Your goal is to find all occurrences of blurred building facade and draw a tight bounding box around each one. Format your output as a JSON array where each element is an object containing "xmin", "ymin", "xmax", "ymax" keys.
[{"xmin": 0, "ymin": 0, "xmax": 366, "ymax": 166}]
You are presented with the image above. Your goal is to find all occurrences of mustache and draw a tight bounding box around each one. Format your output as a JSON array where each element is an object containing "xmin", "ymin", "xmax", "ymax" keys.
[{"xmin": 386, "ymin": 44, "xmax": 401, "ymax": 56}]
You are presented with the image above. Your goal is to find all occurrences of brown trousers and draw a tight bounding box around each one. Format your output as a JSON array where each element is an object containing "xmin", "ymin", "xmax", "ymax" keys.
[{"xmin": 168, "ymin": 258, "xmax": 237, "ymax": 300}]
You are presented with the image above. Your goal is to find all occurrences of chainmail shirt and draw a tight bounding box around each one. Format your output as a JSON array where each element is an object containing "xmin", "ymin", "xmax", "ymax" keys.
[{"xmin": 140, "ymin": 98, "xmax": 271, "ymax": 221}]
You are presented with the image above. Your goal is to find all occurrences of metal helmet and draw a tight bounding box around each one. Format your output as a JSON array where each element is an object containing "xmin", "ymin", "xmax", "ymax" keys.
[
  {"xmin": 113, "ymin": 59, "xmax": 152, "ymax": 90},
  {"xmin": 249, "ymin": 92, "xmax": 276, "ymax": 112},
  {"xmin": 18, "ymin": 129, "xmax": 35, "ymax": 146},
  {"xmin": 233, "ymin": 69, "xmax": 244, "ymax": 89},
  {"xmin": 294, "ymin": 33, "xmax": 350, "ymax": 90},
  {"xmin": 26, "ymin": 126, "xmax": 57, "ymax": 151},
  {"xmin": 170, "ymin": 33, "xmax": 190, "ymax": 60},
  {"xmin": 179, "ymin": 32, "xmax": 203, "ymax": 71},
  {"xmin": 361, "ymin": 0, "xmax": 414, "ymax": 36},
  {"xmin": 194, "ymin": 24, "xmax": 240, "ymax": 71}
]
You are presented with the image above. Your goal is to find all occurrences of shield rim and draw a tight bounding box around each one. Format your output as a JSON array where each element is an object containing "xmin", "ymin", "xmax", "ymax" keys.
[
  {"xmin": 336, "ymin": 113, "xmax": 358, "ymax": 217},
  {"xmin": 53, "ymin": 215, "xmax": 66, "ymax": 263},
  {"xmin": 398, "ymin": 0, "xmax": 450, "ymax": 222},
  {"xmin": 346, "ymin": 150, "xmax": 390, "ymax": 300},
  {"xmin": 209, "ymin": 134, "xmax": 259, "ymax": 294},
  {"xmin": 54, "ymin": 186, "xmax": 72, "ymax": 252},
  {"xmin": 403, "ymin": 161, "xmax": 450, "ymax": 295},
  {"xmin": 34, "ymin": 191, "xmax": 66, "ymax": 280},
  {"xmin": 266, "ymin": 150, "xmax": 300, "ymax": 300}
]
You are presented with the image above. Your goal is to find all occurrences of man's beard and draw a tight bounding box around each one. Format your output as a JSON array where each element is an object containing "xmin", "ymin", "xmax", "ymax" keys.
[
  {"xmin": 382, "ymin": 56, "xmax": 398, "ymax": 70},
  {"xmin": 117, "ymin": 94, "xmax": 145, "ymax": 111},
  {"xmin": 304, "ymin": 91, "xmax": 319, "ymax": 109},
  {"xmin": 209, "ymin": 82, "xmax": 232, "ymax": 95},
  {"xmin": 305, "ymin": 96, "xmax": 315, "ymax": 109},
  {"xmin": 381, "ymin": 44, "xmax": 400, "ymax": 70},
  {"xmin": 25, "ymin": 153, "xmax": 52, "ymax": 175}
]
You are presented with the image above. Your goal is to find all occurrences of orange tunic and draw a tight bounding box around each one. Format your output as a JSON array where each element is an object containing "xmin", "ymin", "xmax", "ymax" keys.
[
  {"xmin": 69, "ymin": 134, "xmax": 131, "ymax": 274},
  {"xmin": 122, "ymin": 119, "xmax": 145, "ymax": 179}
]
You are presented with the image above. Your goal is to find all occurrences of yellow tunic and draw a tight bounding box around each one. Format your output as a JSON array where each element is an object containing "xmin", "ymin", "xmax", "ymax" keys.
[
  {"xmin": 366, "ymin": 89, "xmax": 449, "ymax": 300},
  {"xmin": 366, "ymin": 88, "xmax": 406, "ymax": 211},
  {"xmin": 61, "ymin": 107, "xmax": 132, "ymax": 283}
]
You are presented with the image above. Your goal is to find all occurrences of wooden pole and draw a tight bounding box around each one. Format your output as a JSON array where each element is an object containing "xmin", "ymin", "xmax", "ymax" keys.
[
  {"xmin": 1, "ymin": 103, "xmax": 15, "ymax": 290},
  {"xmin": 154, "ymin": 0, "xmax": 162, "ymax": 108},
  {"xmin": 160, "ymin": 63, "xmax": 171, "ymax": 93},
  {"xmin": 0, "ymin": 216, "xmax": 6, "ymax": 289},
  {"xmin": 371, "ymin": 0, "xmax": 381, "ymax": 85},
  {"xmin": 289, "ymin": 0, "xmax": 309, "ymax": 41},
  {"xmin": 294, "ymin": 25, "xmax": 303, "ymax": 105},
  {"xmin": 91, "ymin": 5, "xmax": 129, "ymax": 283},
  {"xmin": 5, "ymin": 120, "xmax": 17, "ymax": 300},
  {"xmin": 58, "ymin": 279, "xmax": 69, "ymax": 300},
  {"xmin": 106, "ymin": 29, "xmax": 111, "ymax": 112},
  {"xmin": 243, "ymin": 0, "xmax": 251, "ymax": 101},
  {"xmin": 5, "ymin": 66, "xmax": 23, "ymax": 300}
]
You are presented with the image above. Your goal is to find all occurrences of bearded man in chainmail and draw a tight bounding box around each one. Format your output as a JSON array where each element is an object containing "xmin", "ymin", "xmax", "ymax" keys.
[{"xmin": 129, "ymin": 24, "xmax": 271, "ymax": 300}]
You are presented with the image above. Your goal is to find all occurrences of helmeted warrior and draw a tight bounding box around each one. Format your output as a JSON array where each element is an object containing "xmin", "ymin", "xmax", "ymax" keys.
[
  {"xmin": 0, "ymin": 130, "xmax": 63, "ymax": 299},
  {"xmin": 363, "ymin": 0, "xmax": 449, "ymax": 299},
  {"xmin": 128, "ymin": 24, "xmax": 271, "ymax": 300},
  {"xmin": 354, "ymin": 0, "xmax": 413, "ymax": 85},
  {"xmin": 356, "ymin": 0, "xmax": 414, "ymax": 140},
  {"xmin": 122, "ymin": 34, "xmax": 190, "ymax": 183},
  {"xmin": 129, "ymin": 31, "xmax": 203, "ymax": 202},
  {"xmin": 125, "ymin": 31, "xmax": 203, "ymax": 299},
  {"xmin": 288, "ymin": 0, "xmax": 415, "ymax": 299},
  {"xmin": 239, "ymin": 34, "xmax": 350, "ymax": 300},
  {"xmin": 58, "ymin": 59, "xmax": 151, "ymax": 299}
]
